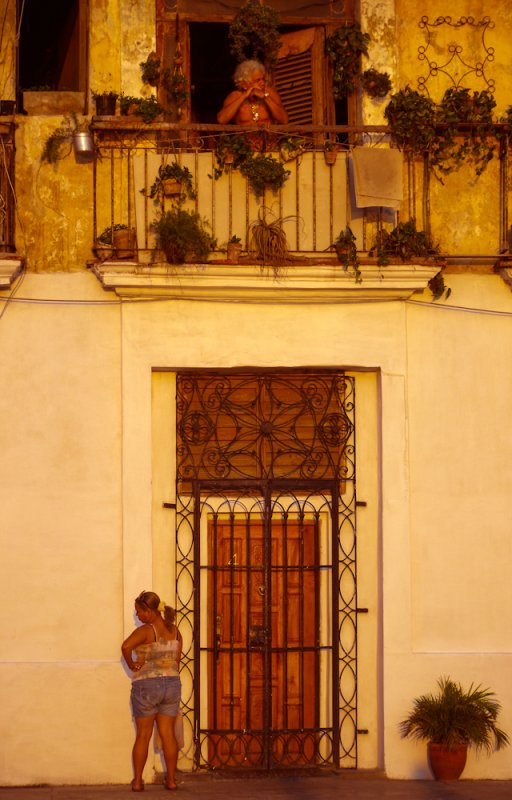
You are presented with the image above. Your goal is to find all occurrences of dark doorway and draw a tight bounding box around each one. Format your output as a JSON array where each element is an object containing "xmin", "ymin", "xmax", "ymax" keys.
[{"xmin": 189, "ymin": 23, "xmax": 235, "ymax": 124}]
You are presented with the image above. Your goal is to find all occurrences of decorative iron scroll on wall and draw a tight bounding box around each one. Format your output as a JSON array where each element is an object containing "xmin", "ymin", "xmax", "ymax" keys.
[{"xmin": 417, "ymin": 16, "xmax": 495, "ymax": 97}]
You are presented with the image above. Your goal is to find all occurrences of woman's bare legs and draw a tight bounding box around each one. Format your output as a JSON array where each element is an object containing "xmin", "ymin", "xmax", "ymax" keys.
[
  {"xmin": 132, "ymin": 715, "xmax": 156, "ymax": 790},
  {"xmin": 156, "ymin": 713, "xmax": 178, "ymax": 789}
]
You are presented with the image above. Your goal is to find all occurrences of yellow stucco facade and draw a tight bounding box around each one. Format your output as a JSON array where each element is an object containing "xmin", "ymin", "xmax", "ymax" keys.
[{"xmin": 1, "ymin": 0, "xmax": 512, "ymax": 786}]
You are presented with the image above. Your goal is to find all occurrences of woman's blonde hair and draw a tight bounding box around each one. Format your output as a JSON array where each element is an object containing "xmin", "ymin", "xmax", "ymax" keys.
[{"xmin": 135, "ymin": 590, "xmax": 176, "ymax": 632}]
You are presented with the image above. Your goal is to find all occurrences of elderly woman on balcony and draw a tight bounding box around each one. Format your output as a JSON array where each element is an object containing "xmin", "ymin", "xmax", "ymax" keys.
[{"xmin": 217, "ymin": 59, "xmax": 288, "ymax": 131}]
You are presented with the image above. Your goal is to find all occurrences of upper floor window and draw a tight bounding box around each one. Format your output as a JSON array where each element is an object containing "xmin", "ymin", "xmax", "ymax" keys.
[
  {"xmin": 156, "ymin": 1, "xmax": 355, "ymax": 129},
  {"xmin": 18, "ymin": 0, "xmax": 88, "ymax": 109}
]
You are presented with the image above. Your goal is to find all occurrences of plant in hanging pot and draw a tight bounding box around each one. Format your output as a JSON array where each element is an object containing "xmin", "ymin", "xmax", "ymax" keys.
[
  {"xmin": 212, "ymin": 133, "xmax": 252, "ymax": 179},
  {"xmin": 140, "ymin": 52, "xmax": 161, "ymax": 87},
  {"xmin": 323, "ymin": 139, "xmax": 339, "ymax": 165},
  {"xmin": 228, "ymin": 0, "xmax": 282, "ymax": 71},
  {"xmin": 278, "ymin": 136, "xmax": 305, "ymax": 162},
  {"xmin": 151, "ymin": 208, "xmax": 216, "ymax": 265},
  {"xmin": 239, "ymin": 153, "xmax": 290, "ymax": 197},
  {"xmin": 144, "ymin": 162, "xmax": 196, "ymax": 204},
  {"xmin": 362, "ymin": 68, "xmax": 392, "ymax": 98},
  {"xmin": 399, "ymin": 676, "xmax": 509, "ymax": 780},
  {"xmin": 330, "ymin": 226, "xmax": 361, "ymax": 282}
]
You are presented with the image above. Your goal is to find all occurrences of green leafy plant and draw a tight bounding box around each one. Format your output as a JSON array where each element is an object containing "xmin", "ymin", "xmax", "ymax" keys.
[
  {"xmin": 151, "ymin": 208, "xmax": 216, "ymax": 264},
  {"xmin": 431, "ymin": 87, "xmax": 497, "ymax": 179},
  {"xmin": 228, "ymin": 0, "xmax": 281, "ymax": 70},
  {"xmin": 369, "ymin": 218, "xmax": 441, "ymax": 265},
  {"xmin": 41, "ymin": 112, "xmax": 91, "ymax": 165},
  {"xmin": 228, "ymin": 235, "xmax": 242, "ymax": 244},
  {"xmin": 144, "ymin": 162, "xmax": 196, "ymax": 203},
  {"xmin": 399, "ymin": 676, "xmax": 509, "ymax": 753},
  {"xmin": 134, "ymin": 95, "xmax": 164, "ymax": 124},
  {"xmin": 240, "ymin": 154, "xmax": 290, "ymax": 197},
  {"xmin": 96, "ymin": 223, "xmax": 130, "ymax": 246},
  {"xmin": 325, "ymin": 22, "xmax": 370, "ymax": 98},
  {"xmin": 384, "ymin": 87, "xmax": 437, "ymax": 156},
  {"xmin": 119, "ymin": 94, "xmax": 141, "ymax": 115},
  {"xmin": 330, "ymin": 226, "xmax": 361, "ymax": 282},
  {"xmin": 279, "ymin": 136, "xmax": 305, "ymax": 162},
  {"xmin": 212, "ymin": 133, "xmax": 253, "ymax": 179},
  {"xmin": 362, "ymin": 68, "xmax": 392, "ymax": 98},
  {"xmin": 140, "ymin": 53, "xmax": 161, "ymax": 86},
  {"xmin": 385, "ymin": 86, "xmax": 497, "ymax": 179}
]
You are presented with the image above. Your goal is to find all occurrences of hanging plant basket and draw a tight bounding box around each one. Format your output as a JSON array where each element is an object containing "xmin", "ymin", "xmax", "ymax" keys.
[{"xmin": 162, "ymin": 178, "xmax": 183, "ymax": 197}]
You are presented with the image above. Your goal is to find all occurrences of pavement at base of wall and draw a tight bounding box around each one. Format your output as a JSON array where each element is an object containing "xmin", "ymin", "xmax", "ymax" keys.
[{"xmin": 1, "ymin": 773, "xmax": 512, "ymax": 800}]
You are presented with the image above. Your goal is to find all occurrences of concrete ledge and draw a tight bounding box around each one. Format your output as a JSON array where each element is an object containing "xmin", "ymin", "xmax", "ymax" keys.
[
  {"xmin": 0, "ymin": 257, "xmax": 23, "ymax": 289},
  {"xmin": 88, "ymin": 260, "xmax": 442, "ymax": 303}
]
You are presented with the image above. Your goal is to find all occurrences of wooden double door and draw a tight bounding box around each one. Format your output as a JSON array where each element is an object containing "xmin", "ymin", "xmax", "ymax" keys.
[{"xmin": 204, "ymin": 499, "xmax": 333, "ymax": 769}]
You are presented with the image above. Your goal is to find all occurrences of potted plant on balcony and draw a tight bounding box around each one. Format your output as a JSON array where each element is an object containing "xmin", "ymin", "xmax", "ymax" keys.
[
  {"xmin": 399, "ymin": 676, "xmax": 509, "ymax": 780},
  {"xmin": 119, "ymin": 94, "xmax": 141, "ymax": 116},
  {"xmin": 326, "ymin": 22, "xmax": 370, "ymax": 98},
  {"xmin": 144, "ymin": 162, "xmax": 196, "ymax": 203},
  {"xmin": 279, "ymin": 136, "xmax": 305, "ymax": 163},
  {"xmin": 330, "ymin": 226, "xmax": 361, "ymax": 282},
  {"xmin": 96, "ymin": 224, "xmax": 136, "ymax": 259},
  {"xmin": 92, "ymin": 90, "xmax": 118, "ymax": 116},
  {"xmin": 228, "ymin": 0, "xmax": 281, "ymax": 70},
  {"xmin": 240, "ymin": 154, "xmax": 290, "ymax": 197},
  {"xmin": 226, "ymin": 235, "xmax": 243, "ymax": 264},
  {"xmin": 362, "ymin": 68, "xmax": 392, "ymax": 98},
  {"xmin": 323, "ymin": 139, "xmax": 339, "ymax": 165},
  {"xmin": 213, "ymin": 133, "xmax": 252, "ymax": 178},
  {"xmin": 247, "ymin": 206, "xmax": 293, "ymax": 275},
  {"xmin": 151, "ymin": 208, "xmax": 216, "ymax": 264},
  {"xmin": 384, "ymin": 87, "xmax": 437, "ymax": 157},
  {"xmin": 140, "ymin": 52, "xmax": 161, "ymax": 87}
]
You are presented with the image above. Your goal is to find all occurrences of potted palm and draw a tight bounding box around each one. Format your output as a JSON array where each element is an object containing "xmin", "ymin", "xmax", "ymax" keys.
[{"xmin": 399, "ymin": 676, "xmax": 509, "ymax": 780}]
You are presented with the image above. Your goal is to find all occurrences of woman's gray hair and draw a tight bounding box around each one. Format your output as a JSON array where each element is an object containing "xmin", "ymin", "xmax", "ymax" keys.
[{"xmin": 233, "ymin": 60, "xmax": 266, "ymax": 87}]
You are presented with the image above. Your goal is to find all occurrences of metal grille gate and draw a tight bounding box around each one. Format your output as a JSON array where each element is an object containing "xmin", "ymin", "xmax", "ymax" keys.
[{"xmin": 175, "ymin": 372, "xmax": 357, "ymax": 770}]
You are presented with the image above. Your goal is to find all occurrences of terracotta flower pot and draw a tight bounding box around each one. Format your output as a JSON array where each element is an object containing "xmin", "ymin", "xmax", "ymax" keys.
[
  {"xmin": 324, "ymin": 150, "xmax": 338, "ymax": 165},
  {"xmin": 427, "ymin": 743, "xmax": 467, "ymax": 780},
  {"xmin": 162, "ymin": 178, "xmax": 183, "ymax": 198},
  {"xmin": 226, "ymin": 242, "xmax": 242, "ymax": 264},
  {"xmin": 112, "ymin": 228, "xmax": 136, "ymax": 259}
]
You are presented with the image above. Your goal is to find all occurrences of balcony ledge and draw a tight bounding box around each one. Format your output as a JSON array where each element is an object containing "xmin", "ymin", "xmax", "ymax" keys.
[
  {"xmin": 0, "ymin": 257, "xmax": 24, "ymax": 289},
  {"xmin": 89, "ymin": 258, "xmax": 442, "ymax": 303}
]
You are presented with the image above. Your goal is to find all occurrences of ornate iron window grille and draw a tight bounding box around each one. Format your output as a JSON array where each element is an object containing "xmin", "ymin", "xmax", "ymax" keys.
[{"xmin": 175, "ymin": 371, "xmax": 357, "ymax": 770}]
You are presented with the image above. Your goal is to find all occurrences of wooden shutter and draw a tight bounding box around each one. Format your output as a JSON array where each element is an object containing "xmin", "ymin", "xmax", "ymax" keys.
[{"xmin": 274, "ymin": 27, "xmax": 327, "ymax": 126}]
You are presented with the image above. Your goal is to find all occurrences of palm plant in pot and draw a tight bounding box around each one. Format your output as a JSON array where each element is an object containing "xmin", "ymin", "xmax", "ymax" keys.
[{"xmin": 399, "ymin": 676, "xmax": 509, "ymax": 780}]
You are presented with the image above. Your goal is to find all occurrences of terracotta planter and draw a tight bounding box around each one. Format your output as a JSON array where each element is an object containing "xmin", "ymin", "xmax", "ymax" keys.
[
  {"xmin": 427, "ymin": 743, "xmax": 467, "ymax": 780},
  {"xmin": 94, "ymin": 243, "xmax": 115, "ymax": 261},
  {"xmin": 162, "ymin": 178, "xmax": 183, "ymax": 198},
  {"xmin": 112, "ymin": 228, "xmax": 136, "ymax": 259},
  {"xmin": 324, "ymin": 150, "xmax": 338, "ymax": 165},
  {"xmin": 226, "ymin": 242, "xmax": 242, "ymax": 264},
  {"xmin": 94, "ymin": 94, "xmax": 118, "ymax": 116}
]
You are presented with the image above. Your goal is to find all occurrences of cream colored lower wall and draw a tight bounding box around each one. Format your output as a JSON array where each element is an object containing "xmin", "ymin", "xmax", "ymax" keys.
[{"xmin": 1, "ymin": 271, "xmax": 512, "ymax": 784}]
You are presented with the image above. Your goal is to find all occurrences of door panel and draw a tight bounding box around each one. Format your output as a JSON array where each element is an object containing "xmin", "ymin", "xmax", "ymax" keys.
[{"xmin": 208, "ymin": 516, "xmax": 318, "ymax": 767}]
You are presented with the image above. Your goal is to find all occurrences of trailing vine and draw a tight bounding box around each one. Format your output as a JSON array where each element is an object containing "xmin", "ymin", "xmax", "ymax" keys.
[{"xmin": 325, "ymin": 22, "xmax": 370, "ymax": 98}]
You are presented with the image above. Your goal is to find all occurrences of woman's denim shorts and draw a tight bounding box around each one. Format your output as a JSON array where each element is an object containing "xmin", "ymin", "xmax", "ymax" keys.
[{"xmin": 131, "ymin": 676, "xmax": 181, "ymax": 718}]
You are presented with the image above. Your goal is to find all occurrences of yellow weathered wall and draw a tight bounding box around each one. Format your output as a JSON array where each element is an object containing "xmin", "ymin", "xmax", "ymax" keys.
[{"xmin": 1, "ymin": 0, "xmax": 512, "ymax": 786}]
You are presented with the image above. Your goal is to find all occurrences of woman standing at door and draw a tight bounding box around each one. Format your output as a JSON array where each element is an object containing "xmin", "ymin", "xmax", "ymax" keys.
[{"xmin": 121, "ymin": 590, "xmax": 182, "ymax": 792}]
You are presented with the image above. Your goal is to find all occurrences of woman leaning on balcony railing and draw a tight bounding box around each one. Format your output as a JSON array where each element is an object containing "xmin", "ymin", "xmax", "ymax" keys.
[{"xmin": 217, "ymin": 59, "xmax": 288, "ymax": 150}]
